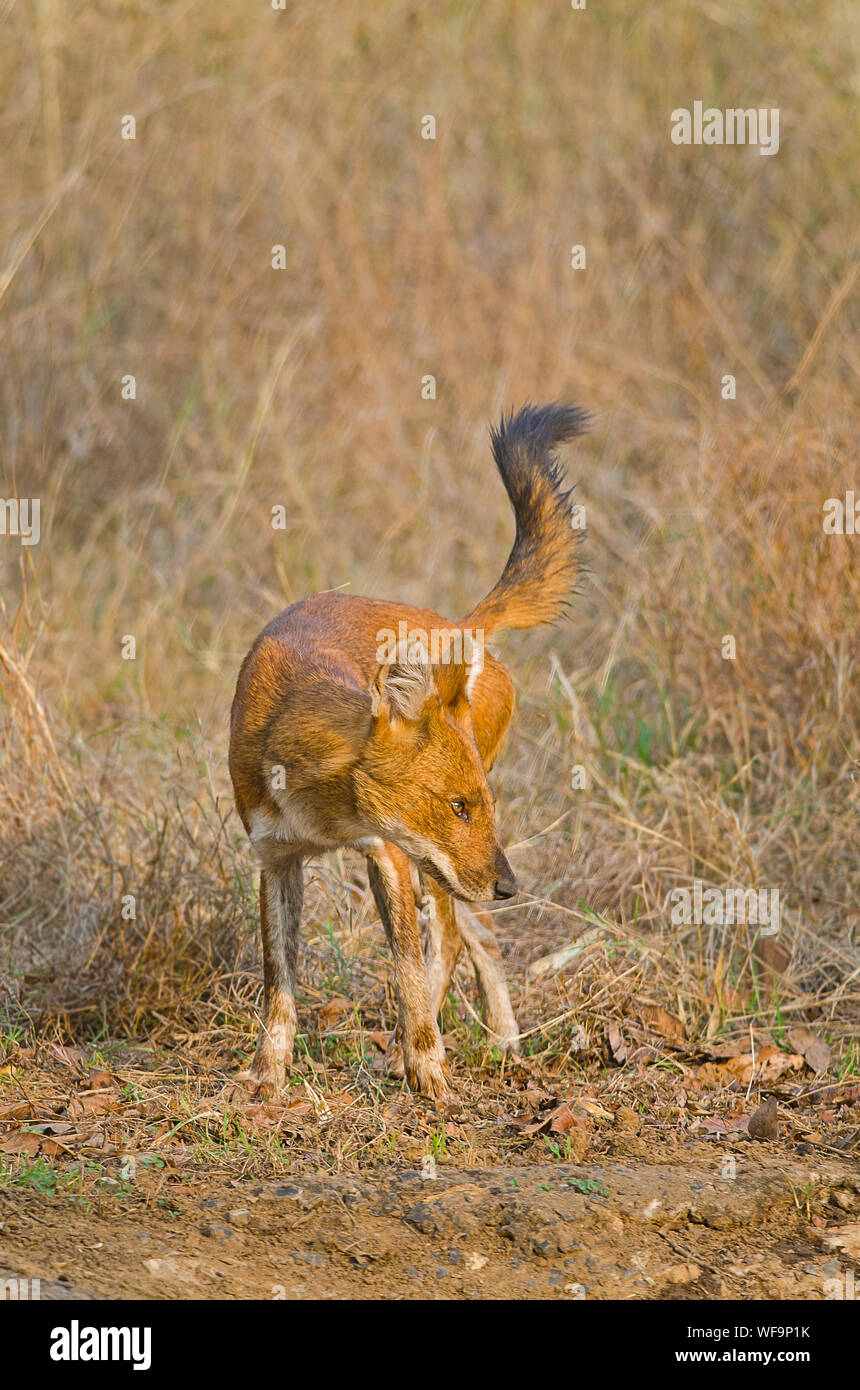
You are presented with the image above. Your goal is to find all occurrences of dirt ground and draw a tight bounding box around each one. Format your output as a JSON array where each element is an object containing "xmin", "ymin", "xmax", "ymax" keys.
[
  {"xmin": 2, "ymin": 1044, "xmax": 859, "ymax": 1301},
  {"xmin": 3, "ymin": 1146, "xmax": 859, "ymax": 1302}
]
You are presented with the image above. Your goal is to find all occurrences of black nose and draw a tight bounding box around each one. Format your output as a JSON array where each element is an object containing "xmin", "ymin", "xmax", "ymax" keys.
[{"xmin": 493, "ymin": 877, "xmax": 518, "ymax": 900}]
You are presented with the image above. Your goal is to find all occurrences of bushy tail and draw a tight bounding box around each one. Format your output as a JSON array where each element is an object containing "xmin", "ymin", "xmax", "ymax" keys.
[{"xmin": 463, "ymin": 402, "xmax": 589, "ymax": 636}]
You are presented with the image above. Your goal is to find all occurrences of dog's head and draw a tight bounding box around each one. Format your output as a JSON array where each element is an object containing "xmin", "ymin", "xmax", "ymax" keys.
[{"xmin": 353, "ymin": 657, "xmax": 517, "ymax": 903}]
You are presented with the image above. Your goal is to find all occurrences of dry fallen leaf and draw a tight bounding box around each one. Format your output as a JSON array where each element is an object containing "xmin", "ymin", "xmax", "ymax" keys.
[
  {"xmin": 607, "ymin": 1023, "xmax": 627, "ymax": 1065},
  {"xmin": 787, "ymin": 1027, "xmax": 831, "ymax": 1075},
  {"xmin": 754, "ymin": 936, "xmax": 791, "ymax": 975},
  {"xmin": 444, "ymin": 1121, "xmax": 476, "ymax": 1143},
  {"xmin": 0, "ymin": 1100, "xmax": 35, "ymax": 1121},
  {"xmin": 695, "ymin": 1114, "xmax": 751, "ymax": 1135},
  {"xmin": 48, "ymin": 1044, "xmax": 88, "ymax": 1072},
  {"xmin": 748, "ymin": 1097, "xmax": 779, "ymax": 1141},
  {"xmin": 724, "ymin": 1048, "xmax": 804, "ymax": 1084},
  {"xmin": 68, "ymin": 1092, "xmax": 122, "ymax": 1118},
  {"xmin": 637, "ymin": 1003, "xmax": 686, "ymax": 1044},
  {"xmin": 577, "ymin": 1099, "xmax": 613, "ymax": 1121},
  {"xmin": 814, "ymin": 1082, "xmax": 860, "ymax": 1105},
  {"xmin": 317, "ymin": 996, "xmax": 354, "ymax": 1030},
  {"xmin": 0, "ymin": 1130, "xmax": 41, "ymax": 1156},
  {"xmin": 522, "ymin": 1085, "xmax": 555, "ymax": 1108},
  {"xmin": 40, "ymin": 1135, "xmax": 73, "ymax": 1157},
  {"xmin": 86, "ymin": 1070, "xmax": 114, "ymax": 1091},
  {"xmin": 0, "ymin": 1129, "xmax": 72, "ymax": 1158},
  {"xmin": 549, "ymin": 1103, "xmax": 582, "ymax": 1134},
  {"xmin": 527, "ymin": 931, "xmax": 599, "ymax": 980},
  {"xmin": 519, "ymin": 1101, "xmax": 587, "ymax": 1136},
  {"xmin": 697, "ymin": 1041, "xmax": 743, "ymax": 1060}
]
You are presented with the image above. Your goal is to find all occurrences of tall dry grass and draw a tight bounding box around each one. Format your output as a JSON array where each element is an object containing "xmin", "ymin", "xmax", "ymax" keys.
[{"xmin": 1, "ymin": 2, "xmax": 858, "ymax": 1064}]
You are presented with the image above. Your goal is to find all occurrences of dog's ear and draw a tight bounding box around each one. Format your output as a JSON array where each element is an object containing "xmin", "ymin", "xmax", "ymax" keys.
[
  {"xmin": 370, "ymin": 661, "xmax": 439, "ymax": 725},
  {"xmin": 434, "ymin": 628, "xmax": 484, "ymax": 710},
  {"xmin": 434, "ymin": 655, "xmax": 483, "ymax": 708}
]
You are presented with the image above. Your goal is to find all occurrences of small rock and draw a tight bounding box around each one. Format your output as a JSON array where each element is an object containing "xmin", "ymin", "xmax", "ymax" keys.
[
  {"xmin": 404, "ymin": 1202, "xmax": 442, "ymax": 1236},
  {"xmin": 817, "ymin": 1225, "xmax": 860, "ymax": 1258},
  {"xmin": 200, "ymin": 1224, "xmax": 234, "ymax": 1242}
]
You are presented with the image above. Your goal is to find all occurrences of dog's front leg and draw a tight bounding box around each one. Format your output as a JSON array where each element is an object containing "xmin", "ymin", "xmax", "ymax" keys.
[
  {"xmin": 420, "ymin": 880, "xmax": 463, "ymax": 1020},
  {"xmin": 455, "ymin": 901, "xmax": 520, "ymax": 1051},
  {"xmin": 366, "ymin": 842, "xmax": 451, "ymax": 1100},
  {"xmin": 421, "ymin": 878, "xmax": 520, "ymax": 1052}
]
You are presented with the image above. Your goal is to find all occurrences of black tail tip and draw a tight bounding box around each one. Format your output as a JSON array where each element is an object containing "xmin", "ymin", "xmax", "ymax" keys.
[{"xmin": 491, "ymin": 401, "xmax": 591, "ymax": 456}]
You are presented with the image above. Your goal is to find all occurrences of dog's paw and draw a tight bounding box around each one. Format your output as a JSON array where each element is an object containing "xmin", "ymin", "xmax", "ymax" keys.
[
  {"xmin": 405, "ymin": 1047, "xmax": 452, "ymax": 1102},
  {"xmin": 490, "ymin": 1030, "xmax": 522, "ymax": 1055},
  {"xmin": 383, "ymin": 1033, "xmax": 406, "ymax": 1079},
  {"xmin": 234, "ymin": 1063, "xmax": 282, "ymax": 1102}
]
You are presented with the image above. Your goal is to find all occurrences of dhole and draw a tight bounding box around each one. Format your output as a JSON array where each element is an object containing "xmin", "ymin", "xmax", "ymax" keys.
[{"xmin": 229, "ymin": 403, "xmax": 588, "ymax": 1098}]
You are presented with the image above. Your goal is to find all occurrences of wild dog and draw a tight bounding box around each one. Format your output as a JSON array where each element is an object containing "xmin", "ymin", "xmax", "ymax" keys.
[{"xmin": 229, "ymin": 403, "xmax": 588, "ymax": 1098}]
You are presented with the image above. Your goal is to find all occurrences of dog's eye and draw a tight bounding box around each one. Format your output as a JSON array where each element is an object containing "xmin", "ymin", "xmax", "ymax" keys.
[{"xmin": 451, "ymin": 799, "xmax": 470, "ymax": 822}]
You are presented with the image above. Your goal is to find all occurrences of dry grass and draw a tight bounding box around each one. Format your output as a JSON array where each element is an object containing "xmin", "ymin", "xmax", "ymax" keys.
[{"xmin": 1, "ymin": 2, "xmax": 859, "ymax": 1179}]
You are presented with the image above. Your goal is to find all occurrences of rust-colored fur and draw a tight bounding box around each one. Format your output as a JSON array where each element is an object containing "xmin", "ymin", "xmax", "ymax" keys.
[{"xmin": 229, "ymin": 403, "xmax": 587, "ymax": 1098}]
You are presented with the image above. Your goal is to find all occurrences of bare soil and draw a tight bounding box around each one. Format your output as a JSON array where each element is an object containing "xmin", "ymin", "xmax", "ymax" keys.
[{"xmin": 3, "ymin": 1125, "xmax": 858, "ymax": 1301}]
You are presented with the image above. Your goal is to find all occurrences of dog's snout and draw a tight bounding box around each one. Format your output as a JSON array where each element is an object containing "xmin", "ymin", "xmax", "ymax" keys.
[{"xmin": 492, "ymin": 849, "xmax": 517, "ymax": 900}]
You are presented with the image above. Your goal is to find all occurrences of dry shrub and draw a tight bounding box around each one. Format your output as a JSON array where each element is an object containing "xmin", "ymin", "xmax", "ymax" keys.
[{"xmin": 1, "ymin": 4, "xmax": 858, "ymax": 1064}]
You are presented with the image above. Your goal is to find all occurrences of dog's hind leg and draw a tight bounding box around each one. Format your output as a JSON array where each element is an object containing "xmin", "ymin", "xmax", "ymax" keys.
[{"xmin": 245, "ymin": 856, "xmax": 303, "ymax": 1097}]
